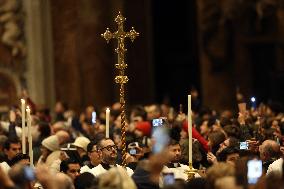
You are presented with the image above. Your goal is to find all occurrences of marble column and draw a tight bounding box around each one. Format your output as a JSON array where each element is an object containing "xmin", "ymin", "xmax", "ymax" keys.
[
  {"xmin": 197, "ymin": 0, "xmax": 236, "ymax": 111},
  {"xmin": 23, "ymin": 0, "xmax": 56, "ymax": 108}
]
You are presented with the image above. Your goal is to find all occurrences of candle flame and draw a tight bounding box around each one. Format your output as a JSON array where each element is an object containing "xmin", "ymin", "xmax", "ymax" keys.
[{"xmin": 21, "ymin": 99, "xmax": 25, "ymax": 104}]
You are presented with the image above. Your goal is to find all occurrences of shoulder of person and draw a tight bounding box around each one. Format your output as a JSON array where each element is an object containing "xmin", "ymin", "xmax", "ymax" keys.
[
  {"xmin": 179, "ymin": 163, "xmax": 188, "ymax": 168},
  {"xmin": 80, "ymin": 165, "xmax": 90, "ymax": 174},
  {"xmin": 0, "ymin": 162, "xmax": 10, "ymax": 173},
  {"xmin": 126, "ymin": 166, "xmax": 134, "ymax": 176},
  {"xmin": 162, "ymin": 165, "xmax": 171, "ymax": 172},
  {"xmin": 267, "ymin": 158, "xmax": 283, "ymax": 175},
  {"xmin": 116, "ymin": 164, "xmax": 134, "ymax": 176},
  {"xmin": 45, "ymin": 151, "xmax": 61, "ymax": 166},
  {"xmin": 90, "ymin": 164, "xmax": 106, "ymax": 176}
]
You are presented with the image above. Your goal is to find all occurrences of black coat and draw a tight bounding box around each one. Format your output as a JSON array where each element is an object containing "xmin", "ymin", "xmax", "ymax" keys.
[{"xmin": 132, "ymin": 166, "xmax": 159, "ymax": 189}]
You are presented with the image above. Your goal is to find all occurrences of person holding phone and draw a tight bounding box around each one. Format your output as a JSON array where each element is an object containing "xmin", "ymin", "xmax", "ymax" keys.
[
  {"xmin": 259, "ymin": 140, "xmax": 281, "ymax": 172},
  {"xmin": 218, "ymin": 147, "xmax": 240, "ymax": 167},
  {"xmin": 126, "ymin": 142, "xmax": 145, "ymax": 170}
]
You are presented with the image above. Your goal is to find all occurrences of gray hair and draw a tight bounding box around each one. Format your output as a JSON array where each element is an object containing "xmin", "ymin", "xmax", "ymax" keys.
[
  {"xmin": 99, "ymin": 167, "xmax": 136, "ymax": 189},
  {"xmin": 55, "ymin": 173, "xmax": 75, "ymax": 189}
]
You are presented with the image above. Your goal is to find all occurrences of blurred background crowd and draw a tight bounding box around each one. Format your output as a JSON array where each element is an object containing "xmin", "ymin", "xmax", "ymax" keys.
[{"xmin": 0, "ymin": 90, "xmax": 283, "ymax": 189}]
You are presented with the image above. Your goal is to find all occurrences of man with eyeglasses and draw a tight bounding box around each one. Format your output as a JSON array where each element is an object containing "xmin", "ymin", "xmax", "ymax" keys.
[
  {"xmin": 80, "ymin": 140, "xmax": 101, "ymax": 173},
  {"xmin": 89, "ymin": 138, "xmax": 133, "ymax": 177}
]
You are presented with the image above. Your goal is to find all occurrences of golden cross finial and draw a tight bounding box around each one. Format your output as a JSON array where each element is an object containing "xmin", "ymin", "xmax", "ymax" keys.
[
  {"xmin": 101, "ymin": 12, "xmax": 139, "ymax": 167},
  {"xmin": 101, "ymin": 12, "xmax": 139, "ymax": 71}
]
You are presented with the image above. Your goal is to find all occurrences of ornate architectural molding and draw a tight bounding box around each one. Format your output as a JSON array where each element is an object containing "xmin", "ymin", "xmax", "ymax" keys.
[{"xmin": 0, "ymin": 0, "xmax": 26, "ymax": 57}]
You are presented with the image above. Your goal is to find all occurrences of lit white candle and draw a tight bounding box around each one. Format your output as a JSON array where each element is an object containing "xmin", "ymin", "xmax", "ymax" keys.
[
  {"xmin": 188, "ymin": 95, "xmax": 192, "ymax": 164},
  {"xmin": 21, "ymin": 99, "xmax": 26, "ymax": 154},
  {"xmin": 106, "ymin": 108, "xmax": 110, "ymax": 138},
  {"xmin": 26, "ymin": 106, "xmax": 33, "ymax": 167}
]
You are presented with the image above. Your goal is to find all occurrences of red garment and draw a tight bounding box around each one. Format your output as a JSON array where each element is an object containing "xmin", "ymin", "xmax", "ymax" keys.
[
  {"xmin": 183, "ymin": 121, "xmax": 209, "ymax": 152},
  {"xmin": 136, "ymin": 121, "xmax": 151, "ymax": 136}
]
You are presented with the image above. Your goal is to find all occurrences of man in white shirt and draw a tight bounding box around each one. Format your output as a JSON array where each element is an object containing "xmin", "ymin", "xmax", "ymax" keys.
[
  {"xmin": 162, "ymin": 139, "xmax": 200, "ymax": 181},
  {"xmin": 266, "ymin": 157, "xmax": 283, "ymax": 176},
  {"xmin": 88, "ymin": 138, "xmax": 133, "ymax": 176},
  {"xmin": 80, "ymin": 140, "xmax": 101, "ymax": 173}
]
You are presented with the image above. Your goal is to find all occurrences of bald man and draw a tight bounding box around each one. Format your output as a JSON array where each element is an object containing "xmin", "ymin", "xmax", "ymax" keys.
[
  {"xmin": 259, "ymin": 140, "xmax": 281, "ymax": 171},
  {"xmin": 55, "ymin": 130, "xmax": 71, "ymax": 145},
  {"xmin": 55, "ymin": 173, "xmax": 75, "ymax": 189}
]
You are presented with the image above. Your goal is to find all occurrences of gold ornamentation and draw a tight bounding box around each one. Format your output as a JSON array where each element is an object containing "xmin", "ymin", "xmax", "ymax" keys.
[
  {"xmin": 184, "ymin": 162, "xmax": 198, "ymax": 181},
  {"xmin": 101, "ymin": 11, "xmax": 139, "ymax": 167}
]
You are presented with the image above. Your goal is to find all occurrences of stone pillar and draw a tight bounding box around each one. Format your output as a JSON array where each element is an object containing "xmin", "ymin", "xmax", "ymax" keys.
[
  {"xmin": 197, "ymin": 0, "xmax": 236, "ymax": 111},
  {"xmin": 23, "ymin": 0, "xmax": 56, "ymax": 108},
  {"xmin": 50, "ymin": 0, "xmax": 124, "ymax": 111},
  {"xmin": 76, "ymin": 0, "xmax": 117, "ymax": 108},
  {"xmin": 233, "ymin": 34, "xmax": 253, "ymax": 98},
  {"xmin": 49, "ymin": 0, "xmax": 82, "ymax": 111}
]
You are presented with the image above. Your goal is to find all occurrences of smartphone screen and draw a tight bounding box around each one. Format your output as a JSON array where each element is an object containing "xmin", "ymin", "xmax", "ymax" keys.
[
  {"xmin": 163, "ymin": 172, "xmax": 175, "ymax": 186},
  {"xmin": 152, "ymin": 118, "xmax": 163, "ymax": 127},
  {"xmin": 24, "ymin": 166, "xmax": 35, "ymax": 181},
  {"xmin": 152, "ymin": 126, "xmax": 169, "ymax": 154},
  {"xmin": 247, "ymin": 159, "xmax": 262, "ymax": 184},
  {"xmin": 92, "ymin": 111, "xmax": 96, "ymax": 124},
  {"xmin": 250, "ymin": 97, "xmax": 257, "ymax": 109},
  {"xmin": 129, "ymin": 148, "xmax": 137, "ymax": 155},
  {"xmin": 240, "ymin": 142, "xmax": 249, "ymax": 150}
]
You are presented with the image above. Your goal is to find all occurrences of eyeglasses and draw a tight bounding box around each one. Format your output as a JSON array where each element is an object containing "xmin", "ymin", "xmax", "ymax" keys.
[{"xmin": 100, "ymin": 145, "xmax": 117, "ymax": 151}]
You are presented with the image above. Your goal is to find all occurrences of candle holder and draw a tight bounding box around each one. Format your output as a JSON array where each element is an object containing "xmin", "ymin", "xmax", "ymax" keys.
[
  {"xmin": 184, "ymin": 162, "xmax": 197, "ymax": 181},
  {"xmin": 101, "ymin": 12, "xmax": 139, "ymax": 167}
]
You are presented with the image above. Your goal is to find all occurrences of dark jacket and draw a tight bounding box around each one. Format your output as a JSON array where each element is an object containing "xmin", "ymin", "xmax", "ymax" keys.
[{"xmin": 132, "ymin": 166, "xmax": 159, "ymax": 189}]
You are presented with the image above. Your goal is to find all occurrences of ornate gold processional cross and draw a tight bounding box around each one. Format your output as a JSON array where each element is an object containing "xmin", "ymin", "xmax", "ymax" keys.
[{"xmin": 101, "ymin": 12, "xmax": 139, "ymax": 167}]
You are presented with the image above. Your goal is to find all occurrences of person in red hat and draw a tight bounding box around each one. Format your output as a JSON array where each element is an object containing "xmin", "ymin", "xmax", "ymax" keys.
[
  {"xmin": 182, "ymin": 121, "xmax": 209, "ymax": 152},
  {"xmin": 134, "ymin": 121, "xmax": 152, "ymax": 137}
]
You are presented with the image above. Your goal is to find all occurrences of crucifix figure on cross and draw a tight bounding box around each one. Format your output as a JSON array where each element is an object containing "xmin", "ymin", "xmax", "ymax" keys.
[{"xmin": 101, "ymin": 11, "xmax": 139, "ymax": 167}]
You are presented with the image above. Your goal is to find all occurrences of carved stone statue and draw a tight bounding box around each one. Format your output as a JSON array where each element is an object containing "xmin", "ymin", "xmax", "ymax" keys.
[
  {"xmin": 199, "ymin": 0, "xmax": 282, "ymax": 72},
  {"xmin": 0, "ymin": 0, "xmax": 26, "ymax": 57}
]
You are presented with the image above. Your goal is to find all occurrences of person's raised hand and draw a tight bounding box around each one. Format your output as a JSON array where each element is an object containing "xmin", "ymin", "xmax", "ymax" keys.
[
  {"xmin": 238, "ymin": 112, "xmax": 246, "ymax": 125},
  {"xmin": 247, "ymin": 140, "xmax": 259, "ymax": 153},
  {"xmin": 176, "ymin": 113, "xmax": 186, "ymax": 122},
  {"xmin": 126, "ymin": 153, "xmax": 137, "ymax": 164},
  {"xmin": 207, "ymin": 152, "xmax": 217, "ymax": 164},
  {"xmin": 0, "ymin": 164, "xmax": 14, "ymax": 188},
  {"xmin": 9, "ymin": 110, "xmax": 16, "ymax": 123},
  {"xmin": 148, "ymin": 150, "xmax": 171, "ymax": 183}
]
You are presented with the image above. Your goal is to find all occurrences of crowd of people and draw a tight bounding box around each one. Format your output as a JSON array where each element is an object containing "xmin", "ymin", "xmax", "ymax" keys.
[{"xmin": 0, "ymin": 91, "xmax": 284, "ymax": 189}]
